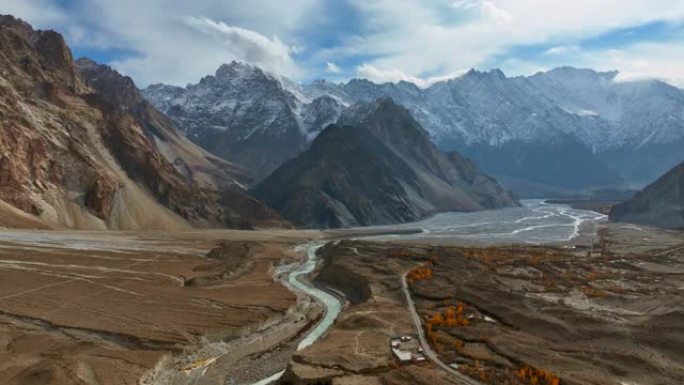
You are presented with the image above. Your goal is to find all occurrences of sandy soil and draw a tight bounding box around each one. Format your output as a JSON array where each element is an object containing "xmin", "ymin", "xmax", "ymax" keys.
[{"xmin": 0, "ymin": 229, "xmax": 319, "ymax": 385}]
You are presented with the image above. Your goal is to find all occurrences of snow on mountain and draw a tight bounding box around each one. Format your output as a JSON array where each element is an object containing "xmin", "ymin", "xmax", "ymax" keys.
[
  {"xmin": 143, "ymin": 62, "xmax": 684, "ymax": 188},
  {"xmin": 142, "ymin": 61, "xmax": 342, "ymax": 181},
  {"xmin": 306, "ymin": 67, "xmax": 684, "ymax": 186}
]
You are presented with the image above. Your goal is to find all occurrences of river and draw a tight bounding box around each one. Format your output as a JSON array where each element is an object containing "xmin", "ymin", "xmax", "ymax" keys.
[{"xmin": 252, "ymin": 243, "xmax": 344, "ymax": 385}]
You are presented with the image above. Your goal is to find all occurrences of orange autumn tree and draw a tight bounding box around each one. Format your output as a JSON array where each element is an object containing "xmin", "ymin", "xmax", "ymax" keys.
[
  {"xmin": 444, "ymin": 301, "xmax": 470, "ymax": 327},
  {"xmin": 407, "ymin": 266, "xmax": 432, "ymax": 284},
  {"xmin": 430, "ymin": 312, "xmax": 445, "ymax": 326},
  {"xmin": 517, "ymin": 364, "xmax": 561, "ymax": 385}
]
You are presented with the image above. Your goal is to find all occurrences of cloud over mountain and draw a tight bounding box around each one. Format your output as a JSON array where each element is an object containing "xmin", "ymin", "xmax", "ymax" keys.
[{"xmin": 6, "ymin": 0, "xmax": 684, "ymax": 87}]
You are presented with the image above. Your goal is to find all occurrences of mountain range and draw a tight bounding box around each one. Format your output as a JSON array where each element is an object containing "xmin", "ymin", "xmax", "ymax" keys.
[
  {"xmin": 145, "ymin": 63, "xmax": 684, "ymax": 196},
  {"xmin": 250, "ymin": 98, "xmax": 518, "ymax": 228},
  {"xmin": 4, "ymin": 14, "xmax": 684, "ymax": 231},
  {"xmin": 0, "ymin": 15, "xmax": 519, "ymax": 230}
]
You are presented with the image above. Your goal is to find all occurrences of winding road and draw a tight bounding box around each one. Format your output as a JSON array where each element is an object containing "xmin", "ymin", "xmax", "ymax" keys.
[{"xmin": 401, "ymin": 270, "xmax": 484, "ymax": 385}]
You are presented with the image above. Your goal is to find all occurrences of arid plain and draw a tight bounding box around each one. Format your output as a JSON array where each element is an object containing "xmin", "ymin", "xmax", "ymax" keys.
[{"xmin": 0, "ymin": 221, "xmax": 682, "ymax": 385}]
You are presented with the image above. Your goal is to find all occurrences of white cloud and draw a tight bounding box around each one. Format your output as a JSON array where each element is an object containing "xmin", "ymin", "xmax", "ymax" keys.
[
  {"xmin": 108, "ymin": 15, "xmax": 300, "ymax": 87},
  {"xmin": 356, "ymin": 64, "xmax": 420, "ymax": 84},
  {"xmin": 452, "ymin": 1, "xmax": 480, "ymax": 11},
  {"xmin": 183, "ymin": 16, "xmax": 297, "ymax": 75},
  {"xmin": 544, "ymin": 45, "xmax": 580, "ymax": 56},
  {"xmin": 479, "ymin": 1, "xmax": 513, "ymax": 25},
  {"xmin": 496, "ymin": 41, "xmax": 684, "ymax": 88},
  {"xmin": 356, "ymin": 63, "xmax": 464, "ymax": 88},
  {"xmin": 333, "ymin": 0, "xmax": 684, "ymax": 87},
  {"xmin": 580, "ymin": 43, "xmax": 684, "ymax": 87},
  {"xmin": 325, "ymin": 62, "xmax": 342, "ymax": 74},
  {"xmin": 1, "ymin": 0, "xmax": 67, "ymax": 26},
  {"xmin": 6, "ymin": 0, "xmax": 321, "ymax": 87},
  {"xmin": 5, "ymin": 0, "xmax": 684, "ymax": 88}
]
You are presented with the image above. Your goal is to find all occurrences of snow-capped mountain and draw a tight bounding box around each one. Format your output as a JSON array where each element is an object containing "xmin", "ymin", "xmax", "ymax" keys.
[
  {"xmin": 304, "ymin": 67, "xmax": 684, "ymax": 189},
  {"xmin": 307, "ymin": 67, "xmax": 684, "ymax": 154},
  {"xmin": 143, "ymin": 62, "xmax": 342, "ymax": 181},
  {"xmin": 144, "ymin": 62, "xmax": 684, "ymax": 193}
]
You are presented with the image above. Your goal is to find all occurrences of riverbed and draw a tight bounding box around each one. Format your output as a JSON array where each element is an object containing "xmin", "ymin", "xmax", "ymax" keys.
[{"xmin": 355, "ymin": 199, "xmax": 607, "ymax": 245}]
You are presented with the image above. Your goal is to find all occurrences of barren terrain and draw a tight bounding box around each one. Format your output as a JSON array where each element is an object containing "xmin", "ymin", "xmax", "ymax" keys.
[
  {"xmin": 0, "ymin": 229, "xmax": 318, "ymax": 385},
  {"xmin": 280, "ymin": 223, "xmax": 684, "ymax": 385},
  {"xmin": 1, "ymin": 221, "xmax": 682, "ymax": 385}
]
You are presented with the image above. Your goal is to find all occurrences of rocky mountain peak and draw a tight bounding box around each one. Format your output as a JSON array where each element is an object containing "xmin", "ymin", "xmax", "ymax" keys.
[
  {"xmin": 145, "ymin": 60, "xmax": 684, "ymax": 193},
  {"xmin": 0, "ymin": 15, "xmax": 82, "ymax": 90},
  {"xmin": 340, "ymin": 97, "xmax": 415, "ymax": 127},
  {"xmin": 458, "ymin": 68, "xmax": 507, "ymax": 83},
  {"xmin": 76, "ymin": 57, "xmax": 142, "ymax": 109},
  {"xmin": 0, "ymin": 14, "xmax": 34, "ymax": 39},
  {"xmin": 346, "ymin": 78, "xmax": 376, "ymax": 87},
  {"xmin": 301, "ymin": 95, "xmax": 344, "ymax": 140},
  {"xmin": 251, "ymin": 98, "xmax": 518, "ymax": 228},
  {"xmin": 540, "ymin": 66, "xmax": 619, "ymax": 82},
  {"xmin": 343, "ymin": 78, "xmax": 380, "ymax": 94},
  {"xmin": 214, "ymin": 60, "xmax": 269, "ymax": 82}
]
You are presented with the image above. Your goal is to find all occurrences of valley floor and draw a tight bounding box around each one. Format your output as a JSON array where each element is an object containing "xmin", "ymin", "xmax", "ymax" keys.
[
  {"xmin": 0, "ymin": 229, "xmax": 318, "ymax": 385},
  {"xmin": 0, "ymin": 222, "xmax": 682, "ymax": 385},
  {"xmin": 287, "ymin": 223, "xmax": 684, "ymax": 385}
]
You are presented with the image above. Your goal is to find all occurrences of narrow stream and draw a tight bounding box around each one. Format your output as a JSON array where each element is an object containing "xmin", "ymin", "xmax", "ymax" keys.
[
  {"xmin": 251, "ymin": 243, "xmax": 343, "ymax": 384},
  {"xmin": 287, "ymin": 244, "xmax": 343, "ymax": 350}
]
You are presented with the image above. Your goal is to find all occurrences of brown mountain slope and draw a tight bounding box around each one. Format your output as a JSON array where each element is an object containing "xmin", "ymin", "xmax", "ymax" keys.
[
  {"xmin": 251, "ymin": 98, "xmax": 519, "ymax": 228},
  {"xmin": 610, "ymin": 162, "xmax": 684, "ymax": 229},
  {"xmin": 0, "ymin": 15, "xmax": 285, "ymax": 230}
]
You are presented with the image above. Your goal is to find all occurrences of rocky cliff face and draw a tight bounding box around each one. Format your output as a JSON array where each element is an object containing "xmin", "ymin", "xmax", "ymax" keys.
[
  {"xmin": 610, "ymin": 162, "xmax": 684, "ymax": 229},
  {"xmin": 0, "ymin": 15, "xmax": 285, "ymax": 230},
  {"xmin": 75, "ymin": 58, "xmax": 252, "ymax": 190},
  {"xmin": 250, "ymin": 98, "xmax": 518, "ymax": 228}
]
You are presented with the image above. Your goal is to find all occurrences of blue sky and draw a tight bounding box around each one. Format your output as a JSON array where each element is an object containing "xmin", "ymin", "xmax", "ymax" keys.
[{"xmin": 5, "ymin": 0, "xmax": 684, "ymax": 87}]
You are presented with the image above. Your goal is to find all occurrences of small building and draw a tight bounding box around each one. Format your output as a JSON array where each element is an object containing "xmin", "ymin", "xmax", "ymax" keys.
[
  {"xmin": 390, "ymin": 336, "xmax": 426, "ymax": 364},
  {"xmin": 391, "ymin": 347, "xmax": 413, "ymax": 362}
]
